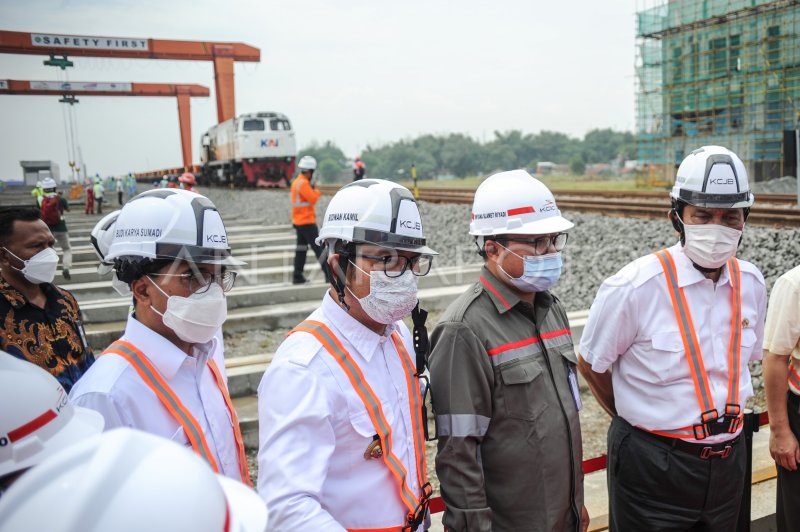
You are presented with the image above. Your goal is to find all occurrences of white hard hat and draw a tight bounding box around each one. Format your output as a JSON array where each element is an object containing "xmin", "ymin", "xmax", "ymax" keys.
[
  {"xmin": 0, "ymin": 352, "xmax": 103, "ymax": 480},
  {"xmin": 90, "ymin": 210, "xmax": 122, "ymax": 275},
  {"xmin": 316, "ymin": 179, "xmax": 437, "ymax": 255},
  {"xmin": 671, "ymin": 145, "xmax": 754, "ymax": 209},
  {"xmin": 469, "ymin": 170, "xmax": 574, "ymax": 236},
  {"xmin": 0, "ymin": 428, "xmax": 268, "ymax": 532},
  {"xmin": 41, "ymin": 178, "xmax": 57, "ymax": 190},
  {"xmin": 105, "ymin": 189, "xmax": 244, "ymax": 281},
  {"xmin": 297, "ymin": 155, "xmax": 317, "ymax": 171}
]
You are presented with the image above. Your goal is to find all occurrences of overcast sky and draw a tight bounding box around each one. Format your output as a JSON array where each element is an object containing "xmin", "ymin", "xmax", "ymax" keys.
[{"xmin": 0, "ymin": 0, "xmax": 637, "ymax": 181}]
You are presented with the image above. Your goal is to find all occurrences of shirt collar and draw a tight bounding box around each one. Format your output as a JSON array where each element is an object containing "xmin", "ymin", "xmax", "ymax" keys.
[
  {"xmin": 479, "ymin": 266, "xmax": 521, "ymax": 314},
  {"xmin": 669, "ymin": 242, "xmax": 734, "ymax": 288},
  {"xmin": 320, "ymin": 290, "xmax": 395, "ymax": 363},
  {"xmin": 121, "ymin": 315, "xmax": 216, "ymax": 380}
]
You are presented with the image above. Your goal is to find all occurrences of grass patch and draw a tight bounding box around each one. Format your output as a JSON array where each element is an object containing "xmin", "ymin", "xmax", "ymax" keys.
[{"xmin": 399, "ymin": 174, "xmax": 662, "ymax": 192}]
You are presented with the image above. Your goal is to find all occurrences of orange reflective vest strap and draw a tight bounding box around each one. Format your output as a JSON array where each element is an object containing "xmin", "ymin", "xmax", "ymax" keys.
[
  {"xmin": 651, "ymin": 251, "xmax": 744, "ymax": 440},
  {"xmin": 207, "ymin": 360, "xmax": 252, "ymax": 486},
  {"xmin": 390, "ymin": 333, "xmax": 428, "ymax": 492},
  {"xmin": 101, "ymin": 341, "xmax": 220, "ymax": 473},
  {"xmin": 289, "ymin": 320, "xmax": 421, "ymax": 518},
  {"xmin": 789, "ymin": 364, "xmax": 800, "ymax": 391}
]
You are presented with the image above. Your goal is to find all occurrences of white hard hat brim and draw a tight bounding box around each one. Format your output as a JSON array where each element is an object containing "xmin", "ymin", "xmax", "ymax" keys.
[
  {"xmin": 3, "ymin": 406, "xmax": 104, "ymax": 478},
  {"xmin": 218, "ymin": 476, "xmax": 268, "ymax": 532},
  {"xmin": 470, "ymin": 214, "xmax": 574, "ymax": 236}
]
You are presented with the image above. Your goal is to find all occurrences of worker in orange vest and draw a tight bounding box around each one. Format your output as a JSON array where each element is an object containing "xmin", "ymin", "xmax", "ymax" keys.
[{"xmin": 290, "ymin": 156, "xmax": 330, "ymax": 285}]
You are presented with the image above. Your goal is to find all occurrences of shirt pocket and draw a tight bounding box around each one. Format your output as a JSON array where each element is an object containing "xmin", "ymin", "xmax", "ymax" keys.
[
  {"xmin": 346, "ymin": 401, "xmax": 396, "ymax": 458},
  {"xmin": 499, "ymin": 358, "xmax": 548, "ymax": 421},
  {"xmin": 648, "ymin": 331, "xmax": 684, "ymax": 384},
  {"xmin": 740, "ymin": 328, "xmax": 757, "ymax": 361},
  {"xmin": 169, "ymin": 426, "xmax": 193, "ymax": 449}
]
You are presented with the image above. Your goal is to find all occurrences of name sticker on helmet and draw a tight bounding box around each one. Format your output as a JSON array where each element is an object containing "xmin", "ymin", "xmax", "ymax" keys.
[
  {"xmin": 473, "ymin": 211, "xmax": 506, "ymax": 220},
  {"xmin": 114, "ymin": 228, "xmax": 163, "ymax": 238},
  {"xmin": 327, "ymin": 212, "xmax": 359, "ymax": 222}
]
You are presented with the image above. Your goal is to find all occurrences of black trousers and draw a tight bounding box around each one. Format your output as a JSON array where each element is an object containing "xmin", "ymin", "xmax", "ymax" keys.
[
  {"xmin": 608, "ymin": 416, "xmax": 746, "ymax": 532},
  {"xmin": 776, "ymin": 392, "xmax": 800, "ymax": 532},
  {"xmin": 292, "ymin": 223, "xmax": 330, "ymax": 283}
]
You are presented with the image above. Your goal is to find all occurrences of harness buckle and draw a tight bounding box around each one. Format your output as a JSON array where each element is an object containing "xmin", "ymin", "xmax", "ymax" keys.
[
  {"xmin": 403, "ymin": 483, "xmax": 433, "ymax": 531},
  {"xmin": 700, "ymin": 445, "xmax": 733, "ymax": 460}
]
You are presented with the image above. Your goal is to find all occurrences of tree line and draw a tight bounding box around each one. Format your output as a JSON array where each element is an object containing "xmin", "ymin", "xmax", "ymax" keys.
[{"xmin": 298, "ymin": 128, "xmax": 635, "ymax": 183}]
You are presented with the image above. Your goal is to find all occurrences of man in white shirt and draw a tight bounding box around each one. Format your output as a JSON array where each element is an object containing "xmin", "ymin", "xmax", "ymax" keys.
[
  {"xmin": 763, "ymin": 264, "xmax": 800, "ymax": 532},
  {"xmin": 578, "ymin": 146, "xmax": 767, "ymax": 531},
  {"xmin": 70, "ymin": 189, "xmax": 251, "ymax": 484},
  {"xmin": 258, "ymin": 179, "xmax": 437, "ymax": 531}
]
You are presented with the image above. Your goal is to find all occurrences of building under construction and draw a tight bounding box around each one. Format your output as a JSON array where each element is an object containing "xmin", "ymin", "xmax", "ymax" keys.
[{"xmin": 636, "ymin": 0, "xmax": 800, "ymax": 182}]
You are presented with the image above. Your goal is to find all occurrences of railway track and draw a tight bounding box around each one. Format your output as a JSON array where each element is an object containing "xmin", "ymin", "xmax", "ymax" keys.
[{"xmin": 317, "ymin": 185, "xmax": 800, "ymax": 227}]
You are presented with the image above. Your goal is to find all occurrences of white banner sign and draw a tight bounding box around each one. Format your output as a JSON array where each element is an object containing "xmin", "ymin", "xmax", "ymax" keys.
[
  {"xmin": 0, "ymin": 80, "xmax": 7, "ymax": 90},
  {"xmin": 31, "ymin": 33, "xmax": 149, "ymax": 51},
  {"xmin": 29, "ymin": 81, "xmax": 133, "ymax": 92}
]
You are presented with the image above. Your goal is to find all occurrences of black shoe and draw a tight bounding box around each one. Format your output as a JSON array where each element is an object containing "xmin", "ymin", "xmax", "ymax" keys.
[
  {"xmin": 62, "ymin": 269, "xmax": 71, "ymax": 281},
  {"xmin": 292, "ymin": 276, "xmax": 308, "ymax": 285}
]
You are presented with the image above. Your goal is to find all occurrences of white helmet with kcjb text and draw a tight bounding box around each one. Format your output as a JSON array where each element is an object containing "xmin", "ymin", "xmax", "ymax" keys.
[
  {"xmin": 90, "ymin": 210, "xmax": 122, "ymax": 275},
  {"xmin": 671, "ymin": 145, "xmax": 754, "ymax": 209},
  {"xmin": 0, "ymin": 428, "xmax": 268, "ymax": 532},
  {"xmin": 0, "ymin": 352, "xmax": 104, "ymax": 481},
  {"xmin": 297, "ymin": 155, "xmax": 317, "ymax": 171},
  {"xmin": 470, "ymin": 169, "xmax": 573, "ymax": 236},
  {"xmin": 317, "ymin": 179, "xmax": 438, "ymax": 255},
  {"xmin": 105, "ymin": 188, "xmax": 244, "ymax": 284}
]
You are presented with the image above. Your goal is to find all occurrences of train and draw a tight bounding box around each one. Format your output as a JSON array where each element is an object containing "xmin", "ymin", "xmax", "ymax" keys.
[{"xmin": 199, "ymin": 112, "xmax": 296, "ymax": 188}]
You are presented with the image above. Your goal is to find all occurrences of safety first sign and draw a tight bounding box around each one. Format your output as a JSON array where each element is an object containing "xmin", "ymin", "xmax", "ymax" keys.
[
  {"xmin": 29, "ymin": 81, "xmax": 132, "ymax": 92},
  {"xmin": 31, "ymin": 33, "xmax": 149, "ymax": 51}
]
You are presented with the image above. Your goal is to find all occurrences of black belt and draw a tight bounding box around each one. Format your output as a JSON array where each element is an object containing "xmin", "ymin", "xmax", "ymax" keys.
[{"xmin": 635, "ymin": 427, "xmax": 740, "ymax": 460}]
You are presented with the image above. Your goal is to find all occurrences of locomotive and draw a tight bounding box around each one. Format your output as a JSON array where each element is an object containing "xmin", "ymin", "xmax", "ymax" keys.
[{"xmin": 199, "ymin": 112, "xmax": 296, "ymax": 188}]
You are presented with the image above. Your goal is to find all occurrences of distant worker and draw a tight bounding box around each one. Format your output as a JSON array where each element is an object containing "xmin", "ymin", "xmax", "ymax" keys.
[
  {"xmin": 0, "ymin": 351, "xmax": 103, "ymax": 496},
  {"xmin": 31, "ymin": 181, "xmax": 44, "ymax": 206},
  {"xmin": 127, "ymin": 172, "xmax": 137, "ymax": 198},
  {"xmin": 0, "ymin": 429, "xmax": 268, "ymax": 532},
  {"xmin": 69, "ymin": 189, "xmax": 251, "ymax": 484},
  {"xmin": 259, "ymin": 179, "xmax": 437, "ymax": 531},
  {"xmin": 168, "ymin": 175, "xmax": 179, "ymax": 189},
  {"xmin": 763, "ymin": 263, "xmax": 800, "ymax": 532},
  {"xmin": 0, "ymin": 208, "xmax": 95, "ymax": 392},
  {"xmin": 179, "ymin": 172, "xmax": 197, "ymax": 192},
  {"xmin": 429, "ymin": 170, "xmax": 587, "ymax": 531},
  {"xmin": 40, "ymin": 178, "xmax": 73, "ymax": 281},
  {"xmin": 160, "ymin": 174, "xmax": 170, "ymax": 188},
  {"xmin": 84, "ymin": 177, "xmax": 94, "ymax": 215},
  {"xmin": 290, "ymin": 155, "xmax": 330, "ymax": 285},
  {"xmin": 93, "ymin": 175, "xmax": 104, "ymax": 215},
  {"xmin": 353, "ymin": 155, "xmax": 366, "ymax": 181},
  {"xmin": 115, "ymin": 177, "xmax": 124, "ymax": 205},
  {"xmin": 579, "ymin": 146, "xmax": 766, "ymax": 531}
]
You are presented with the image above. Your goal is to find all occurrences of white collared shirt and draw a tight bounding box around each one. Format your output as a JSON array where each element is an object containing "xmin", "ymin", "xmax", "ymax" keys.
[
  {"xmin": 580, "ymin": 242, "xmax": 767, "ymax": 442},
  {"xmin": 69, "ymin": 316, "xmax": 243, "ymax": 480},
  {"xmin": 257, "ymin": 291, "xmax": 424, "ymax": 532}
]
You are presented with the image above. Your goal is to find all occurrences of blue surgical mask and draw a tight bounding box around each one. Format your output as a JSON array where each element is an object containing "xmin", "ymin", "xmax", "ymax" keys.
[{"xmin": 498, "ymin": 246, "xmax": 563, "ymax": 293}]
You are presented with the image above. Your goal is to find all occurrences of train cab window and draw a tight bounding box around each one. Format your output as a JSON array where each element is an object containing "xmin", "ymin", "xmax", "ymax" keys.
[
  {"xmin": 242, "ymin": 119, "xmax": 266, "ymax": 131},
  {"xmin": 270, "ymin": 119, "xmax": 291, "ymax": 131}
]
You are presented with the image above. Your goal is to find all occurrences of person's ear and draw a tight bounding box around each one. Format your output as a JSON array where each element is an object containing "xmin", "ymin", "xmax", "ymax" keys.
[{"xmin": 131, "ymin": 276, "xmax": 153, "ymax": 307}]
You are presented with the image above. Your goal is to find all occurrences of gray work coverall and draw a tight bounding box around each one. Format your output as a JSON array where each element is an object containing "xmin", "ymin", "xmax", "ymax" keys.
[{"xmin": 429, "ymin": 267, "xmax": 584, "ymax": 531}]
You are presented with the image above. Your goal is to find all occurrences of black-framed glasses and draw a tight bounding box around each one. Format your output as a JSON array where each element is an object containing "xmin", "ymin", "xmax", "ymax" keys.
[
  {"xmin": 496, "ymin": 233, "xmax": 569, "ymax": 256},
  {"xmin": 148, "ymin": 270, "xmax": 237, "ymax": 293},
  {"xmin": 357, "ymin": 253, "xmax": 433, "ymax": 277}
]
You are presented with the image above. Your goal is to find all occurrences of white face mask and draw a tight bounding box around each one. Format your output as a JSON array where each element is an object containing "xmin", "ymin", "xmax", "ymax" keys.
[
  {"xmin": 497, "ymin": 244, "xmax": 563, "ymax": 293},
  {"xmin": 348, "ymin": 261, "xmax": 419, "ymax": 325},
  {"xmin": 147, "ymin": 277, "xmax": 227, "ymax": 344},
  {"xmin": 681, "ymin": 221, "xmax": 743, "ymax": 269},
  {"xmin": 3, "ymin": 247, "xmax": 59, "ymax": 284}
]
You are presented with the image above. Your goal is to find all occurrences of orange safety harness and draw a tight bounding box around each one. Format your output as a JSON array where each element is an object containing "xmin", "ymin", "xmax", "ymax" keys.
[
  {"xmin": 101, "ymin": 340, "xmax": 251, "ymax": 485},
  {"xmin": 290, "ymin": 320, "xmax": 431, "ymax": 532},
  {"xmin": 789, "ymin": 364, "xmax": 800, "ymax": 393},
  {"xmin": 651, "ymin": 250, "xmax": 744, "ymax": 440}
]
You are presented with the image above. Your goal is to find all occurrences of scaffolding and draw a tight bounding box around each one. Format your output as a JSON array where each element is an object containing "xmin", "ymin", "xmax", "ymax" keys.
[{"xmin": 635, "ymin": 0, "xmax": 800, "ymax": 182}]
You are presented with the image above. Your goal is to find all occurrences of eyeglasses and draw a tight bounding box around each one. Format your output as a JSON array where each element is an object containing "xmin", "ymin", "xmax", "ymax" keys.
[
  {"xmin": 357, "ymin": 253, "xmax": 433, "ymax": 277},
  {"xmin": 495, "ymin": 233, "xmax": 569, "ymax": 256},
  {"xmin": 147, "ymin": 270, "xmax": 237, "ymax": 293}
]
